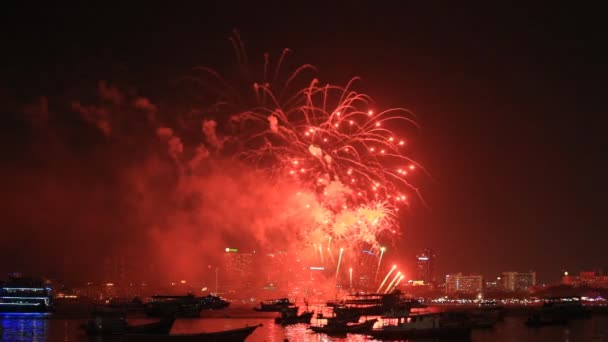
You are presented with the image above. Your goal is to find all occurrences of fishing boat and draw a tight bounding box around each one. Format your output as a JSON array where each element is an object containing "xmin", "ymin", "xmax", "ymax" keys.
[
  {"xmin": 309, "ymin": 318, "xmax": 377, "ymax": 335},
  {"xmin": 253, "ymin": 298, "xmax": 294, "ymax": 312},
  {"xmin": 274, "ymin": 307, "xmax": 314, "ymax": 325},
  {"xmin": 198, "ymin": 294, "xmax": 230, "ymax": 310},
  {"xmin": 369, "ymin": 312, "xmax": 471, "ymax": 339},
  {"xmin": 126, "ymin": 324, "xmax": 261, "ymax": 342},
  {"xmin": 80, "ymin": 309, "xmax": 175, "ymax": 335}
]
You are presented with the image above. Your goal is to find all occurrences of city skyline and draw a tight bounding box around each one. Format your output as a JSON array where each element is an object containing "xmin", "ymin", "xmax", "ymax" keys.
[{"xmin": 7, "ymin": 245, "xmax": 602, "ymax": 289}]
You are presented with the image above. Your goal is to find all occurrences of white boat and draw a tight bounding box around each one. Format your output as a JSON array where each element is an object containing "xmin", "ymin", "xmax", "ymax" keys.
[{"xmin": 369, "ymin": 312, "xmax": 471, "ymax": 339}]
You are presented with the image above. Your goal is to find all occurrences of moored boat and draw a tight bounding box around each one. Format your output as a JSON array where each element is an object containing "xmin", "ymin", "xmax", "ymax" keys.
[
  {"xmin": 198, "ymin": 294, "xmax": 230, "ymax": 310},
  {"xmin": 0, "ymin": 274, "xmax": 53, "ymax": 313},
  {"xmin": 369, "ymin": 312, "xmax": 471, "ymax": 340},
  {"xmin": 309, "ymin": 318, "xmax": 377, "ymax": 335},
  {"xmin": 253, "ymin": 298, "xmax": 293, "ymax": 312},
  {"xmin": 80, "ymin": 309, "xmax": 175, "ymax": 335},
  {"xmin": 274, "ymin": 307, "xmax": 313, "ymax": 325},
  {"xmin": 126, "ymin": 323, "xmax": 262, "ymax": 342},
  {"xmin": 145, "ymin": 295, "xmax": 202, "ymax": 318},
  {"xmin": 108, "ymin": 297, "xmax": 146, "ymax": 311},
  {"xmin": 80, "ymin": 309, "xmax": 127, "ymax": 335},
  {"xmin": 127, "ymin": 316, "xmax": 176, "ymax": 335},
  {"xmin": 329, "ymin": 291, "xmax": 413, "ymax": 319}
]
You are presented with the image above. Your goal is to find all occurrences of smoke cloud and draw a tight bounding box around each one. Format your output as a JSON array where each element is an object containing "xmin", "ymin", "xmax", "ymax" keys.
[{"xmin": 0, "ymin": 81, "xmax": 333, "ymax": 293}]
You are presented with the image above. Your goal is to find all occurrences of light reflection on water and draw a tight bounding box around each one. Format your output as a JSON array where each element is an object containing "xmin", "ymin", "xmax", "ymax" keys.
[
  {"xmin": 1, "ymin": 313, "xmax": 607, "ymax": 341},
  {"xmin": 1, "ymin": 313, "xmax": 49, "ymax": 342}
]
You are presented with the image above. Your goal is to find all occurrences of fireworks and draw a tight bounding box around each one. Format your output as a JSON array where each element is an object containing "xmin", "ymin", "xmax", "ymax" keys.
[
  {"xmin": 177, "ymin": 40, "xmax": 424, "ymax": 290},
  {"xmin": 376, "ymin": 246, "xmax": 386, "ymax": 281},
  {"xmin": 335, "ymin": 247, "xmax": 344, "ymax": 283},
  {"xmin": 377, "ymin": 265, "xmax": 397, "ymax": 293},
  {"xmin": 384, "ymin": 271, "xmax": 402, "ymax": 294}
]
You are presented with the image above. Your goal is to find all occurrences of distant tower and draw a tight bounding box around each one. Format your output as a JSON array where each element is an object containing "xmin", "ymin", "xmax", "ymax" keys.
[{"xmin": 415, "ymin": 249, "xmax": 436, "ymax": 285}]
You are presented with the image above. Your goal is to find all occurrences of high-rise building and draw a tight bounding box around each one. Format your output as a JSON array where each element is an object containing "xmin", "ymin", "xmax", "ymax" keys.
[
  {"xmin": 222, "ymin": 248, "xmax": 256, "ymax": 293},
  {"xmin": 501, "ymin": 271, "xmax": 536, "ymax": 292},
  {"xmin": 445, "ymin": 273, "xmax": 461, "ymax": 294},
  {"xmin": 501, "ymin": 272, "xmax": 517, "ymax": 291},
  {"xmin": 445, "ymin": 273, "xmax": 483, "ymax": 295},
  {"xmin": 415, "ymin": 249, "xmax": 436, "ymax": 285},
  {"xmin": 485, "ymin": 277, "xmax": 502, "ymax": 290}
]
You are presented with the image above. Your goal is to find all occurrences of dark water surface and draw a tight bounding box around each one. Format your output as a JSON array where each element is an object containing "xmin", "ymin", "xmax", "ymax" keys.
[{"xmin": 2, "ymin": 313, "xmax": 608, "ymax": 341}]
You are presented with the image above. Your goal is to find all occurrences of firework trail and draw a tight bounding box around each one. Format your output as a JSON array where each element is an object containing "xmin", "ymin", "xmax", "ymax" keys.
[
  {"xmin": 318, "ymin": 244, "xmax": 324, "ymax": 266},
  {"xmin": 384, "ymin": 271, "xmax": 402, "ymax": 294},
  {"xmin": 394, "ymin": 275, "xmax": 405, "ymax": 288},
  {"xmin": 377, "ymin": 265, "xmax": 397, "ymax": 293},
  {"xmin": 375, "ymin": 246, "xmax": 386, "ymax": 281},
  {"xmin": 335, "ymin": 247, "xmax": 344, "ymax": 283}
]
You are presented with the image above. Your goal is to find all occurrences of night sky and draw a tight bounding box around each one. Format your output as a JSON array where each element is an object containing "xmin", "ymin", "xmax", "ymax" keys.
[{"xmin": 2, "ymin": 3, "xmax": 606, "ymax": 283}]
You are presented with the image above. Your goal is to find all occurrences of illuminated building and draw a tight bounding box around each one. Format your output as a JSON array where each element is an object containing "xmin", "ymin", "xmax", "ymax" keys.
[
  {"xmin": 415, "ymin": 249, "xmax": 436, "ymax": 285},
  {"xmin": 222, "ymin": 248, "xmax": 256, "ymax": 293},
  {"xmin": 485, "ymin": 277, "xmax": 502, "ymax": 290},
  {"xmin": 445, "ymin": 273, "xmax": 483, "ymax": 295},
  {"xmin": 501, "ymin": 271, "xmax": 536, "ymax": 292},
  {"xmin": 445, "ymin": 273, "xmax": 459, "ymax": 294}
]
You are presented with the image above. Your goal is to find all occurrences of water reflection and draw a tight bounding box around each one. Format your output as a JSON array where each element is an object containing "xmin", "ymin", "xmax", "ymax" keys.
[
  {"xmin": 1, "ymin": 313, "xmax": 49, "ymax": 342},
  {"xmin": 0, "ymin": 314, "xmax": 607, "ymax": 341}
]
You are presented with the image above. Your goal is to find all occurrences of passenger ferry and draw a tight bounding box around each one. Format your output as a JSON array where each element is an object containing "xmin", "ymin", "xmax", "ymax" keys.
[{"xmin": 0, "ymin": 274, "xmax": 53, "ymax": 313}]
